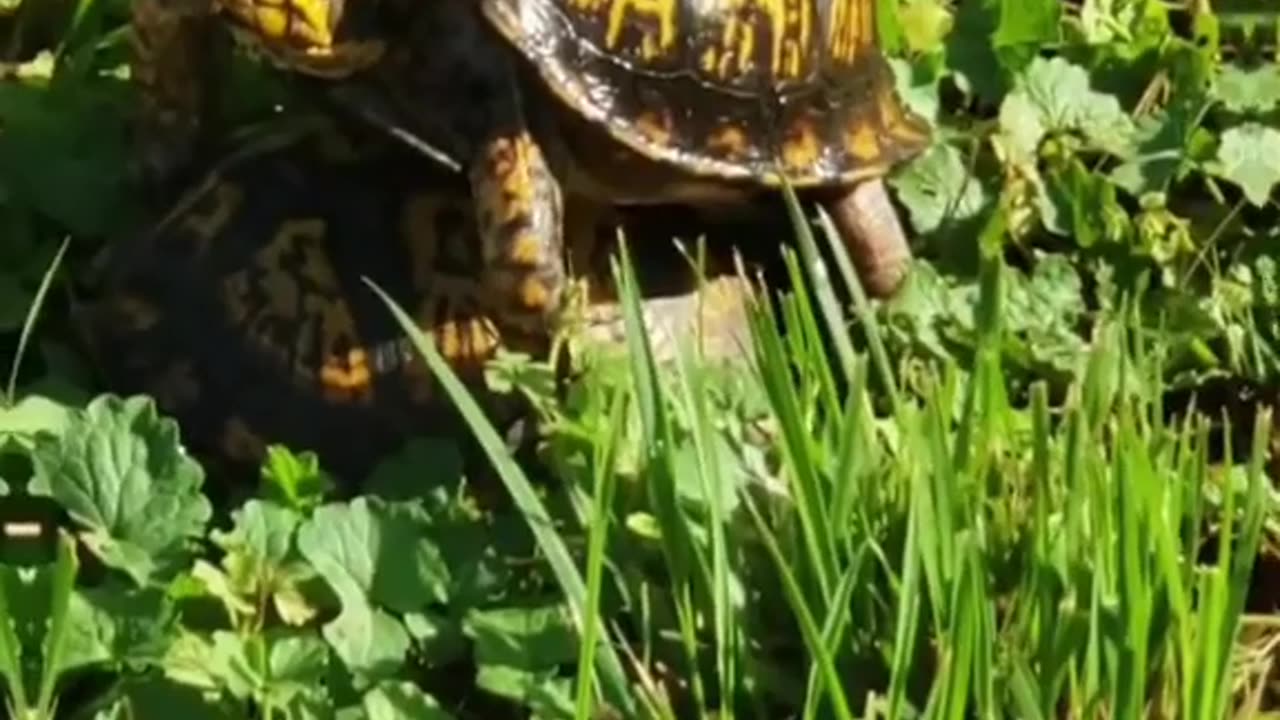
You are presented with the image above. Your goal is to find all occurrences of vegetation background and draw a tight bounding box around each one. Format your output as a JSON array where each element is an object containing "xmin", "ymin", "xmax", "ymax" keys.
[{"xmin": 0, "ymin": 0, "xmax": 1278, "ymax": 718}]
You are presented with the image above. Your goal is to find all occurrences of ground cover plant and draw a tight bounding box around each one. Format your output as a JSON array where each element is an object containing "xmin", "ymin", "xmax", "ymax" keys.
[{"xmin": 0, "ymin": 0, "xmax": 1279, "ymax": 717}]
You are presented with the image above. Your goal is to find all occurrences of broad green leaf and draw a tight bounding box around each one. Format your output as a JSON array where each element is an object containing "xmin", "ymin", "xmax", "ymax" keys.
[
  {"xmin": 99, "ymin": 676, "xmax": 240, "ymax": 720},
  {"xmin": 28, "ymin": 395, "xmax": 212, "ymax": 585},
  {"xmin": 215, "ymin": 499, "xmax": 300, "ymax": 570},
  {"xmin": 473, "ymin": 664, "xmax": 574, "ymax": 720},
  {"xmin": 59, "ymin": 584, "xmax": 175, "ymax": 675},
  {"xmin": 1077, "ymin": 0, "xmax": 1168, "ymax": 46},
  {"xmin": 997, "ymin": 56, "xmax": 1136, "ymax": 162},
  {"xmin": 898, "ymin": 0, "xmax": 953, "ymax": 54},
  {"xmin": 0, "ymin": 395, "xmax": 72, "ymax": 447},
  {"xmin": 363, "ymin": 681, "xmax": 456, "ymax": 720},
  {"xmin": 994, "ymin": 0, "xmax": 1060, "ymax": 50},
  {"xmin": 465, "ymin": 604, "xmax": 579, "ymax": 671},
  {"xmin": 1210, "ymin": 123, "xmax": 1280, "ymax": 206},
  {"xmin": 207, "ymin": 499, "xmax": 319, "ymax": 626},
  {"xmin": 320, "ymin": 596, "xmax": 410, "ymax": 684},
  {"xmin": 891, "ymin": 143, "xmax": 989, "ymax": 235},
  {"xmin": 0, "ymin": 83, "xmax": 137, "ymax": 236},
  {"xmin": 266, "ymin": 632, "xmax": 331, "ymax": 708},
  {"xmin": 297, "ymin": 497, "xmax": 446, "ymax": 681},
  {"xmin": 297, "ymin": 497, "xmax": 449, "ymax": 613},
  {"xmin": 1213, "ymin": 64, "xmax": 1280, "ymax": 114},
  {"xmin": 945, "ymin": 0, "xmax": 1007, "ymax": 103},
  {"xmin": 163, "ymin": 628, "xmax": 330, "ymax": 709},
  {"xmin": 361, "ymin": 438, "xmax": 463, "ymax": 503}
]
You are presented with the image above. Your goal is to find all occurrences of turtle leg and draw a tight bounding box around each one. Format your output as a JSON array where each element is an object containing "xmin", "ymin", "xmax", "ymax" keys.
[
  {"xmin": 821, "ymin": 178, "xmax": 913, "ymax": 298},
  {"xmin": 467, "ymin": 120, "xmax": 568, "ymax": 337},
  {"xmin": 130, "ymin": 0, "xmax": 219, "ymax": 191}
]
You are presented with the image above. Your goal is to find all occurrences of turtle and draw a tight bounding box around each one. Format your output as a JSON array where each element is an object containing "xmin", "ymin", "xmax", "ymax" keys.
[
  {"xmin": 77, "ymin": 121, "xmax": 771, "ymax": 486},
  {"xmin": 127, "ymin": 0, "xmax": 393, "ymax": 186},
  {"xmin": 323, "ymin": 0, "xmax": 932, "ymax": 345}
]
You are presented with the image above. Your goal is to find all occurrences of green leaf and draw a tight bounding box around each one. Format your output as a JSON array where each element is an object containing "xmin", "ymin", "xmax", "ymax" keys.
[
  {"xmin": 997, "ymin": 56, "xmax": 1137, "ymax": 162},
  {"xmin": 320, "ymin": 596, "xmax": 410, "ymax": 684},
  {"xmin": 1213, "ymin": 64, "xmax": 1280, "ymax": 114},
  {"xmin": 297, "ymin": 497, "xmax": 448, "ymax": 681},
  {"xmin": 259, "ymin": 445, "xmax": 336, "ymax": 512},
  {"xmin": 898, "ymin": 0, "xmax": 953, "ymax": 54},
  {"xmin": 891, "ymin": 142, "xmax": 989, "ymax": 235},
  {"xmin": 100, "ymin": 676, "xmax": 240, "ymax": 720},
  {"xmin": 362, "ymin": 438, "xmax": 463, "ymax": 503},
  {"xmin": 28, "ymin": 395, "xmax": 212, "ymax": 585},
  {"xmin": 266, "ymin": 632, "xmax": 331, "ymax": 707},
  {"xmin": 163, "ymin": 628, "xmax": 331, "ymax": 710},
  {"xmin": 216, "ymin": 499, "xmax": 300, "ymax": 569},
  {"xmin": 60, "ymin": 584, "xmax": 176, "ymax": 675},
  {"xmin": 473, "ymin": 664, "xmax": 574, "ymax": 719},
  {"xmin": 363, "ymin": 681, "xmax": 456, "ymax": 720},
  {"xmin": 0, "ymin": 395, "xmax": 72, "ymax": 448},
  {"xmin": 0, "ymin": 82, "xmax": 137, "ymax": 236},
  {"xmin": 945, "ymin": 0, "xmax": 1007, "ymax": 104},
  {"xmin": 207, "ymin": 499, "xmax": 321, "ymax": 626},
  {"xmin": 994, "ymin": 0, "xmax": 1060, "ymax": 50},
  {"xmin": 465, "ymin": 604, "xmax": 579, "ymax": 672},
  {"xmin": 297, "ymin": 497, "xmax": 449, "ymax": 613},
  {"xmin": 1209, "ymin": 123, "xmax": 1280, "ymax": 206}
]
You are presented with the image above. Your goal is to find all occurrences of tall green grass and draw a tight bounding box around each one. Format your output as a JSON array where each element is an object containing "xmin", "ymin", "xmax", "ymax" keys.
[{"xmin": 376, "ymin": 191, "xmax": 1275, "ymax": 718}]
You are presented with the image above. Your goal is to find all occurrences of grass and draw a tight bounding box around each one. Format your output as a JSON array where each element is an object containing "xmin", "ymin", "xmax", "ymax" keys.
[{"xmin": 355, "ymin": 183, "xmax": 1276, "ymax": 717}]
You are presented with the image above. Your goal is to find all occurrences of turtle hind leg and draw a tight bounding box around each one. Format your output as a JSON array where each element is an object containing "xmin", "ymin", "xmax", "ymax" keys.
[
  {"xmin": 130, "ymin": 0, "xmax": 220, "ymax": 194},
  {"xmin": 469, "ymin": 126, "xmax": 568, "ymax": 337},
  {"xmin": 821, "ymin": 178, "xmax": 912, "ymax": 298}
]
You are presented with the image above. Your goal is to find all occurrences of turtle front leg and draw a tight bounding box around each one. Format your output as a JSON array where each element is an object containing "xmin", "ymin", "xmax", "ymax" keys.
[
  {"xmin": 821, "ymin": 178, "xmax": 913, "ymax": 298},
  {"xmin": 130, "ymin": 0, "xmax": 218, "ymax": 192},
  {"xmin": 469, "ymin": 126, "xmax": 568, "ymax": 337}
]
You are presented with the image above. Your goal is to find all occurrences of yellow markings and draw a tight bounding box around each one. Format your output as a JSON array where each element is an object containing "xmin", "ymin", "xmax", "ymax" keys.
[
  {"xmin": 696, "ymin": 0, "xmax": 812, "ymax": 82},
  {"xmin": 634, "ymin": 110, "xmax": 673, "ymax": 146},
  {"xmin": 826, "ymin": 0, "xmax": 868, "ymax": 64},
  {"xmin": 519, "ymin": 277, "xmax": 551, "ymax": 311},
  {"xmin": 782, "ymin": 121, "xmax": 821, "ymax": 170},
  {"xmin": 845, "ymin": 120, "xmax": 880, "ymax": 162},
  {"xmin": 717, "ymin": 6, "xmax": 756, "ymax": 78},
  {"xmin": 507, "ymin": 232, "xmax": 546, "ymax": 267},
  {"xmin": 605, "ymin": 0, "xmax": 678, "ymax": 60},
  {"xmin": 481, "ymin": 134, "xmax": 540, "ymax": 226},
  {"xmin": 319, "ymin": 347, "xmax": 372, "ymax": 392},
  {"xmin": 700, "ymin": 45, "xmax": 718, "ymax": 74},
  {"xmin": 707, "ymin": 124, "xmax": 750, "ymax": 159},
  {"xmin": 776, "ymin": 0, "xmax": 812, "ymax": 79},
  {"xmin": 179, "ymin": 182, "xmax": 244, "ymax": 256},
  {"xmin": 224, "ymin": 0, "xmax": 336, "ymax": 48},
  {"xmin": 878, "ymin": 88, "xmax": 930, "ymax": 148},
  {"xmin": 218, "ymin": 216, "xmax": 365, "ymax": 395},
  {"xmin": 761, "ymin": 0, "xmax": 810, "ymax": 79},
  {"xmin": 566, "ymin": 0, "xmax": 611, "ymax": 14}
]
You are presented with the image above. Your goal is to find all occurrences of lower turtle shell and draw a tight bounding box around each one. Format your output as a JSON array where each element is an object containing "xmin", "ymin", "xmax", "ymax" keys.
[{"xmin": 77, "ymin": 126, "xmax": 774, "ymax": 485}]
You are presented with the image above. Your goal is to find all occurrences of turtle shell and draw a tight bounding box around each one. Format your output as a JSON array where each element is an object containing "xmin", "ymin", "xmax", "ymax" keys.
[
  {"xmin": 78, "ymin": 125, "xmax": 764, "ymax": 484},
  {"xmin": 480, "ymin": 0, "xmax": 932, "ymax": 186},
  {"xmin": 79, "ymin": 128, "xmax": 523, "ymax": 483},
  {"xmin": 216, "ymin": 0, "xmax": 387, "ymax": 76}
]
